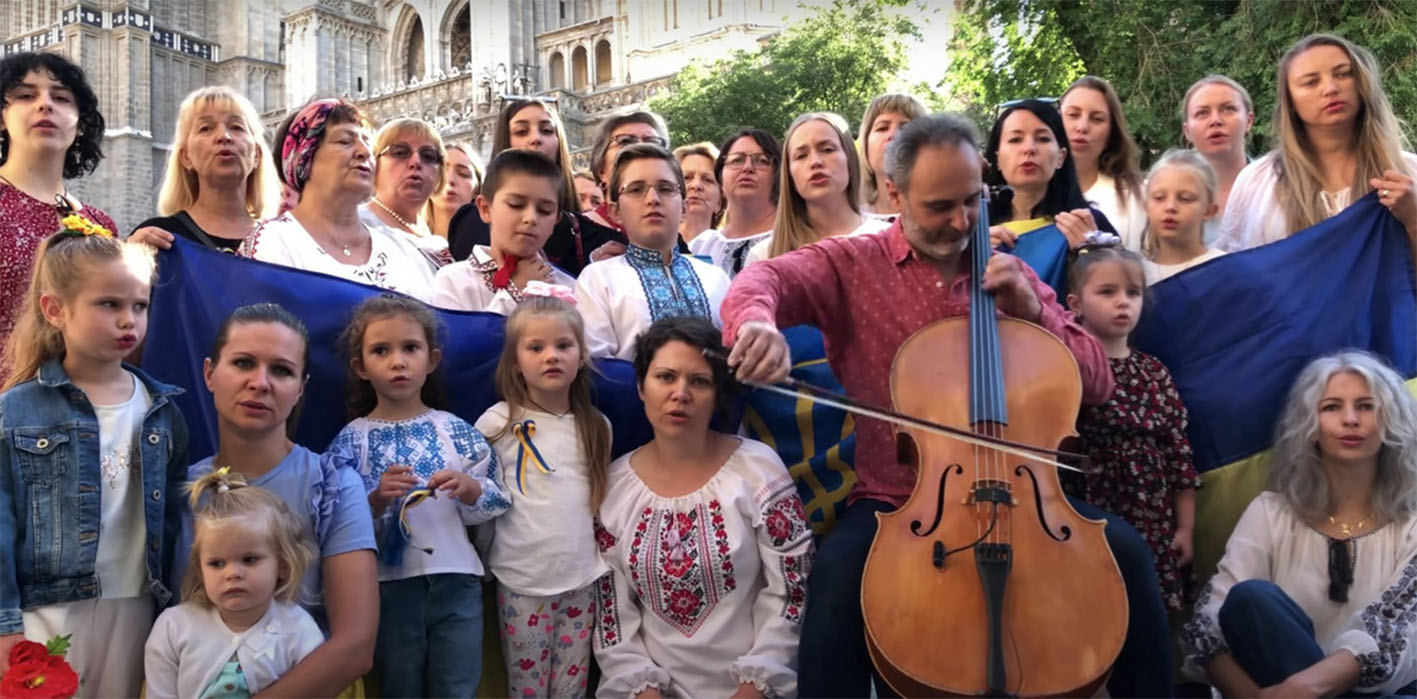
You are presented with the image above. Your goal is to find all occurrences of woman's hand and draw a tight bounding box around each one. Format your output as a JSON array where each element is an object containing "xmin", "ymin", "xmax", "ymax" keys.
[
  {"xmin": 989, "ymin": 225, "xmax": 1017, "ymax": 249},
  {"xmin": 589, "ymin": 240, "xmax": 627, "ymax": 263},
  {"xmin": 729, "ymin": 683, "xmax": 765, "ymax": 698},
  {"xmin": 634, "ymin": 689, "xmax": 664, "ymax": 699},
  {"xmin": 128, "ymin": 225, "xmax": 175, "ymax": 250},
  {"xmin": 1373, "ymin": 170, "xmax": 1417, "ymax": 233},
  {"xmin": 427, "ymin": 469, "xmax": 482, "ymax": 505},
  {"xmin": 1054, "ymin": 208, "xmax": 1099, "ymax": 248}
]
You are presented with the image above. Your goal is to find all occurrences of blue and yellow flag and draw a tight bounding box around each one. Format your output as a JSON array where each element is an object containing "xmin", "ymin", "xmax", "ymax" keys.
[
  {"xmin": 1001, "ymin": 218, "xmax": 1070, "ymax": 300},
  {"xmin": 140, "ymin": 238, "xmax": 653, "ymax": 460},
  {"xmin": 1131, "ymin": 193, "xmax": 1417, "ymax": 581}
]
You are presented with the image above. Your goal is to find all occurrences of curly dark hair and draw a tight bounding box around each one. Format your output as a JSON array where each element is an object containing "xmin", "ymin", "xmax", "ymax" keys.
[
  {"xmin": 0, "ymin": 52, "xmax": 105, "ymax": 178},
  {"xmin": 632, "ymin": 316, "xmax": 739, "ymax": 417}
]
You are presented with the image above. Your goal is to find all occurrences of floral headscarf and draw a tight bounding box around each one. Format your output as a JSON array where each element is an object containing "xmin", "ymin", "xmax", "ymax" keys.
[{"xmin": 280, "ymin": 99, "xmax": 340, "ymax": 193}]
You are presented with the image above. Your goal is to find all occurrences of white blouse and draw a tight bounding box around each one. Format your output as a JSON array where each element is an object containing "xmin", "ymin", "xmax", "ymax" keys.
[
  {"xmin": 575, "ymin": 245, "xmax": 731, "ymax": 360},
  {"xmin": 593, "ymin": 438, "xmax": 813, "ymax": 698},
  {"xmin": 687, "ymin": 227, "xmax": 773, "ymax": 279},
  {"xmin": 1143, "ymin": 247, "xmax": 1227, "ymax": 284},
  {"xmin": 1181, "ymin": 492, "xmax": 1417, "ymax": 695},
  {"xmin": 144, "ymin": 601, "xmax": 324, "ymax": 699},
  {"xmin": 1216, "ymin": 151, "xmax": 1417, "ymax": 252},
  {"xmin": 430, "ymin": 245, "xmax": 578, "ymax": 314},
  {"xmin": 238, "ymin": 211, "xmax": 437, "ymax": 301},
  {"xmin": 357, "ymin": 205, "xmax": 451, "ymax": 271},
  {"xmin": 1084, "ymin": 173, "xmax": 1147, "ymax": 252},
  {"xmin": 744, "ymin": 215, "xmax": 891, "ymax": 265}
]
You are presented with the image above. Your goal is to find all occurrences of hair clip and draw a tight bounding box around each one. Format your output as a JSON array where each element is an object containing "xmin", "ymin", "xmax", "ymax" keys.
[
  {"xmin": 57, "ymin": 213, "xmax": 115, "ymax": 240},
  {"xmin": 523, "ymin": 280, "xmax": 577, "ymax": 306},
  {"xmin": 1081, "ymin": 230, "xmax": 1122, "ymax": 248},
  {"xmin": 214, "ymin": 466, "xmax": 232, "ymax": 494}
]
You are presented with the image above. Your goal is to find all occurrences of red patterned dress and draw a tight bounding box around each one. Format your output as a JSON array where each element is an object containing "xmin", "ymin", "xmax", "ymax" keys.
[
  {"xmin": 0, "ymin": 183, "xmax": 117, "ymax": 377},
  {"xmin": 593, "ymin": 438, "xmax": 813, "ymax": 697},
  {"xmin": 1069, "ymin": 350, "xmax": 1202, "ymax": 612}
]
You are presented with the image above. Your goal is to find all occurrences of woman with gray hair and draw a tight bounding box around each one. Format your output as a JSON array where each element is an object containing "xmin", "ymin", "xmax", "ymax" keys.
[{"xmin": 1181, "ymin": 350, "xmax": 1417, "ymax": 697}]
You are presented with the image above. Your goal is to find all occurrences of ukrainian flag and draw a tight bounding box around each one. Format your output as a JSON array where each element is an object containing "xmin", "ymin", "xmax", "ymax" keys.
[
  {"xmin": 1000, "ymin": 217, "xmax": 1070, "ymax": 300},
  {"xmin": 1131, "ymin": 193, "xmax": 1417, "ymax": 583},
  {"xmin": 140, "ymin": 238, "xmax": 653, "ymax": 460}
]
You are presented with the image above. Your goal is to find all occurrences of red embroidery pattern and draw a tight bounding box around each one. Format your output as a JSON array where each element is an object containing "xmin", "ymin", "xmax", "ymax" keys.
[
  {"xmin": 594, "ymin": 520, "xmax": 617, "ymax": 553},
  {"xmin": 762, "ymin": 484, "xmax": 811, "ymax": 622},
  {"xmin": 629, "ymin": 501, "xmax": 734, "ymax": 636},
  {"xmin": 594, "ymin": 572, "xmax": 620, "ymax": 648}
]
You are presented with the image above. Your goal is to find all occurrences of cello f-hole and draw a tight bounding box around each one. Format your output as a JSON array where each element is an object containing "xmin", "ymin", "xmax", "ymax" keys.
[
  {"xmin": 911, "ymin": 463, "xmax": 962, "ymax": 537},
  {"xmin": 1016, "ymin": 464, "xmax": 1072, "ymax": 542}
]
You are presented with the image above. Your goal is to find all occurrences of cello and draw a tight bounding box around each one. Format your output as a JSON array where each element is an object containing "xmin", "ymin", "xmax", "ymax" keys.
[{"xmin": 854, "ymin": 187, "xmax": 1129, "ymax": 697}]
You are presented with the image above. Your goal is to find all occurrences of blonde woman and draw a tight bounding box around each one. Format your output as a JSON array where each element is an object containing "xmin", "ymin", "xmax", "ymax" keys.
[
  {"xmin": 1217, "ymin": 33, "xmax": 1417, "ymax": 253},
  {"xmin": 1180, "ymin": 75, "xmax": 1255, "ymax": 244},
  {"xmin": 747, "ymin": 112, "xmax": 888, "ymax": 263},
  {"xmin": 1061, "ymin": 76, "xmax": 1147, "ymax": 250},
  {"xmin": 130, "ymin": 86, "xmax": 278, "ymax": 253},
  {"xmin": 859, "ymin": 92, "xmax": 928, "ymax": 218},
  {"xmin": 423, "ymin": 142, "xmax": 482, "ymax": 240},
  {"xmin": 673, "ymin": 141, "xmax": 724, "ymax": 244},
  {"xmin": 360, "ymin": 117, "xmax": 450, "ymax": 268}
]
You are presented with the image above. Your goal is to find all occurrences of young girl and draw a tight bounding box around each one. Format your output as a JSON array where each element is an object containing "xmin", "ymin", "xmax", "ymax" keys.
[
  {"xmin": 0, "ymin": 226, "xmax": 187, "ymax": 697},
  {"xmin": 475, "ymin": 295, "xmax": 612, "ymax": 698},
  {"xmin": 1140, "ymin": 150, "xmax": 1227, "ymax": 283},
  {"xmin": 1065, "ymin": 244, "xmax": 1200, "ymax": 613},
  {"xmin": 330, "ymin": 294, "xmax": 509, "ymax": 697},
  {"xmin": 144, "ymin": 468, "xmax": 323, "ymax": 698}
]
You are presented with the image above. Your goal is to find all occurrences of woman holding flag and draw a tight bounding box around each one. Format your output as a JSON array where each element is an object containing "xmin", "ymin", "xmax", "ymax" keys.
[{"xmin": 1217, "ymin": 33, "xmax": 1417, "ymax": 253}]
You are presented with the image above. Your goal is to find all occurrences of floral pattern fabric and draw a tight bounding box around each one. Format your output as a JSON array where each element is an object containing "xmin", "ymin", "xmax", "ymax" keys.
[
  {"xmin": 1067, "ymin": 351, "xmax": 1201, "ymax": 612},
  {"xmin": 498, "ymin": 582, "xmax": 596, "ymax": 698}
]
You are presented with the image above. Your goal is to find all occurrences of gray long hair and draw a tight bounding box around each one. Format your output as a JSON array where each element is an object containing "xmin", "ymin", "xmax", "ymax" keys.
[{"xmin": 1269, "ymin": 350, "xmax": 1417, "ymax": 522}]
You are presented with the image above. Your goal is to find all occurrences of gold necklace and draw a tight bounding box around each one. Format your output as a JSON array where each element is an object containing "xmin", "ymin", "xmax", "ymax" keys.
[
  {"xmin": 372, "ymin": 196, "xmax": 419, "ymax": 233},
  {"xmin": 1328, "ymin": 514, "xmax": 1371, "ymax": 536}
]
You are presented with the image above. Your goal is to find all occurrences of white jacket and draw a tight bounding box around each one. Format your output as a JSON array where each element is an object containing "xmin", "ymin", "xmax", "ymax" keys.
[{"xmin": 144, "ymin": 600, "xmax": 323, "ymax": 698}]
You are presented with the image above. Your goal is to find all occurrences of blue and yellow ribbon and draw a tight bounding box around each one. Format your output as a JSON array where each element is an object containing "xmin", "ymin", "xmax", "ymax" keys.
[
  {"xmin": 512, "ymin": 420, "xmax": 554, "ymax": 495},
  {"xmin": 381, "ymin": 486, "xmax": 435, "ymax": 567}
]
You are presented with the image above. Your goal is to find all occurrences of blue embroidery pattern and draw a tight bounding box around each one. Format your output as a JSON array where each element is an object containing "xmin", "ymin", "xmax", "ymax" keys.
[
  {"xmin": 368, "ymin": 419, "xmax": 442, "ymax": 480},
  {"xmin": 624, "ymin": 244, "xmax": 711, "ymax": 322},
  {"xmin": 448, "ymin": 416, "xmax": 512, "ymax": 513}
]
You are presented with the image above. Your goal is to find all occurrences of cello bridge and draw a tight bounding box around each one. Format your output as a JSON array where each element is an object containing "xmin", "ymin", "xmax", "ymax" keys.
[{"xmin": 966, "ymin": 479, "xmax": 1016, "ymax": 507}]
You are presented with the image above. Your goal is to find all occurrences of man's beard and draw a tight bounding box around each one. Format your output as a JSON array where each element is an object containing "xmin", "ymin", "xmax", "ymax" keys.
[{"xmin": 904, "ymin": 219, "xmax": 971, "ymax": 261}]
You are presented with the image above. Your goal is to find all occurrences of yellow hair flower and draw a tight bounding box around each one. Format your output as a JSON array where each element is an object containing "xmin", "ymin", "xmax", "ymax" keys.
[{"xmin": 59, "ymin": 213, "xmax": 114, "ymax": 239}]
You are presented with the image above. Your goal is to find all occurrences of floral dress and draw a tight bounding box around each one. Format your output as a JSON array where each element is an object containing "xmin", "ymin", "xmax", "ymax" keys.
[
  {"xmin": 594, "ymin": 438, "xmax": 813, "ymax": 697},
  {"xmin": 1069, "ymin": 351, "xmax": 1201, "ymax": 612}
]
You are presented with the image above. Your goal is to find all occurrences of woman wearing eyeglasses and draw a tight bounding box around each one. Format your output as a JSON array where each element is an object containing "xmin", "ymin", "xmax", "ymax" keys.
[
  {"xmin": 359, "ymin": 117, "xmax": 452, "ymax": 270},
  {"xmin": 687, "ymin": 129, "xmax": 781, "ymax": 278},
  {"xmin": 238, "ymin": 99, "xmax": 436, "ymax": 301},
  {"xmin": 585, "ymin": 111, "xmax": 672, "ymax": 232},
  {"xmin": 446, "ymin": 98, "xmax": 624, "ymax": 275}
]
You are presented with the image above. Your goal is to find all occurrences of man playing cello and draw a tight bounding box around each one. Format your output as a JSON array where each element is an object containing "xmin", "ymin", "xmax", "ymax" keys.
[{"xmin": 722, "ymin": 113, "xmax": 1173, "ymax": 698}]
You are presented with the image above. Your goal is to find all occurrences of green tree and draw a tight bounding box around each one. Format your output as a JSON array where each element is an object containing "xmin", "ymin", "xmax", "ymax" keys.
[
  {"xmin": 649, "ymin": 0, "xmax": 940, "ymax": 148},
  {"xmin": 943, "ymin": 0, "xmax": 1417, "ymax": 163}
]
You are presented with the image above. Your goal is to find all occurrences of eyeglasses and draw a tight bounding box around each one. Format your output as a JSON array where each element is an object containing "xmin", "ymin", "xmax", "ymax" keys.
[
  {"xmin": 619, "ymin": 180, "xmax": 682, "ymax": 199},
  {"xmin": 611, "ymin": 133, "xmax": 667, "ymax": 148},
  {"xmin": 723, "ymin": 153, "xmax": 775, "ymax": 171},
  {"xmin": 379, "ymin": 143, "xmax": 443, "ymax": 166}
]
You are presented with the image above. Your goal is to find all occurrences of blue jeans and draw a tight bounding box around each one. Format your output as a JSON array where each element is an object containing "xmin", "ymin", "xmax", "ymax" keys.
[
  {"xmin": 1219, "ymin": 579, "xmax": 1417, "ymax": 697},
  {"xmin": 374, "ymin": 573, "xmax": 483, "ymax": 698},
  {"xmin": 797, "ymin": 497, "xmax": 1173, "ymax": 698}
]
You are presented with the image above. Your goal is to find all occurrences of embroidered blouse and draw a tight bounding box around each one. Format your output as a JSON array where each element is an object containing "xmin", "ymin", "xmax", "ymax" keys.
[
  {"xmin": 330, "ymin": 410, "xmax": 510, "ymax": 581},
  {"xmin": 1180, "ymin": 492, "xmax": 1417, "ymax": 695},
  {"xmin": 687, "ymin": 227, "xmax": 773, "ymax": 279},
  {"xmin": 237, "ymin": 211, "xmax": 437, "ymax": 301},
  {"xmin": 593, "ymin": 438, "xmax": 813, "ymax": 698},
  {"xmin": 430, "ymin": 245, "xmax": 578, "ymax": 314},
  {"xmin": 575, "ymin": 244, "xmax": 731, "ymax": 360}
]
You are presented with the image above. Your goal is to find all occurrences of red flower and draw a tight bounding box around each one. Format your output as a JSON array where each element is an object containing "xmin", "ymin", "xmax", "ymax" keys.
[
  {"xmin": 662, "ymin": 555, "xmax": 692, "ymax": 578},
  {"xmin": 1, "ymin": 655, "xmax": 80, "ymax": 699},
  {"xmin": 527, "ymin": 614, "xmax": 540, "ymax": 627},
  {"xmin": 566, "ymin": 606, "xmax": 582, "ymax": 618},
  {"xmin": 7, "ymin": 641, "xmax": 47, "ymax": 668},
  {"xmin": 766, "ymin": 510, "xmax": 793, "ymax": 541},
  {"xmin": 668, "ymin": 588, "xmax": 700, "ymax": 617},
  {"xmin": 567, "ymin": 665, "xmax": 581, "ymax": 676},
  {"xmin": 518, "ymin": 659, "xmax": 536, "ymax": 671}
]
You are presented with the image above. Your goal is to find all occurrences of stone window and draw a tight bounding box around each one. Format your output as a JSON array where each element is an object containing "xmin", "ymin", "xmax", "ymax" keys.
[
  {"xmin": 450, "ymin": 5, "xmax": 470, "ymax": 69},
  {"xmin": 404, "ymin": 15, "xmax": 425, "ymax": 82},
  {"xmin": 572, "ymin": 45, "xmax": 587, "ymax": 91},
  {"xmin": 550, "ymin": 51, "xmax": 565, "ymax": 89},
  {"xmin": 595, "ymin": 40, "xmax": 611, "ymax": 86}
]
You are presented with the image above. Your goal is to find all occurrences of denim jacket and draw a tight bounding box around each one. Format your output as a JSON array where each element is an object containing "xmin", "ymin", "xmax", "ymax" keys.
[{"xmin": 0, "ymin": 358, "xmax": 189, "ymax": 634}]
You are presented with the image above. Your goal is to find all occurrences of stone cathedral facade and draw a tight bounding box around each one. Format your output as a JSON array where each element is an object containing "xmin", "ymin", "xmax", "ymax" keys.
[{"xmin": 2, "ymin": 0, "xmax": 817, "ymax": 232}]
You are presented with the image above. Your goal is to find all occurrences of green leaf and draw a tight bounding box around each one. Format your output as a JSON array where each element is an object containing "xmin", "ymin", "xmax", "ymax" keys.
[{"xmin": 46, "ymin": 633, "xmax": 72, "ymax": 656}]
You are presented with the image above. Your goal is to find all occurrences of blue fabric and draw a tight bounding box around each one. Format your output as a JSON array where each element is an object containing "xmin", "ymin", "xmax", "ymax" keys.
[
  {"xmin": 0, "ymin": 360, "xmax": 189, "ymax": 632},
  {"xmin": 1218, "ymin": 579, "xmax": 1325, "ymax": 688},
  {"xmin": 180, "ymin": 445, "xmax": 376, "ymax": 630},
  {"xmin": 1006, "ymin": 223, "xmax": 1070, "ymax": 301},
  {"xmin": 139, "ymin": 237, "xmax": 653, "ymax": 463},
  {"xmin": 199, "ymin": 656, "xmax": 250, "ymax": 698},
  {"xmin": 374, "ymin": 573, "xmax": 483, "ymax": 698},
  {"xmin": 1131, "ymin": 194, "xmax": 1417, "ymax": 473},
  {"xmin": 623, "ymin": 243, "xmax": 712, "ymax": 321},
  {"xmin": 740, "ymin": 325, "xmax": 857, "ymax": 536}
]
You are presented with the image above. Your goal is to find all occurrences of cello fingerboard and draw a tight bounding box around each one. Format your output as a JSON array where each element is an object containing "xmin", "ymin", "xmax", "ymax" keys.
[{"xmin": 969, "ymin": 188, "xmax": 1009, "ymax": 427}]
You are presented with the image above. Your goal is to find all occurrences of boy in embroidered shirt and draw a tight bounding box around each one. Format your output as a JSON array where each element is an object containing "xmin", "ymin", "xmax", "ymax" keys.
[
  {"xmin": 575, "ymin": 143, "xmax": 732, "ymax": 359},
  {"xmin": 432, "ymin": 149, "xmax": 576, "ymax": 314}
]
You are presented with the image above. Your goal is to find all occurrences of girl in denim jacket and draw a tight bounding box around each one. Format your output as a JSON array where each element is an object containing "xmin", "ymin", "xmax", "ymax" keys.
[{"xmin": 0, "ymin": 229, "xmax": 189, "ymax": 697}]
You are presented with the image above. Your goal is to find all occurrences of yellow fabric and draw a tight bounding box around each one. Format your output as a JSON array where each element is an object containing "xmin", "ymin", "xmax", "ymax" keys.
[{"xmin": 1000, "ymin": 217, "xmax": 1052, "ymax": 236}]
